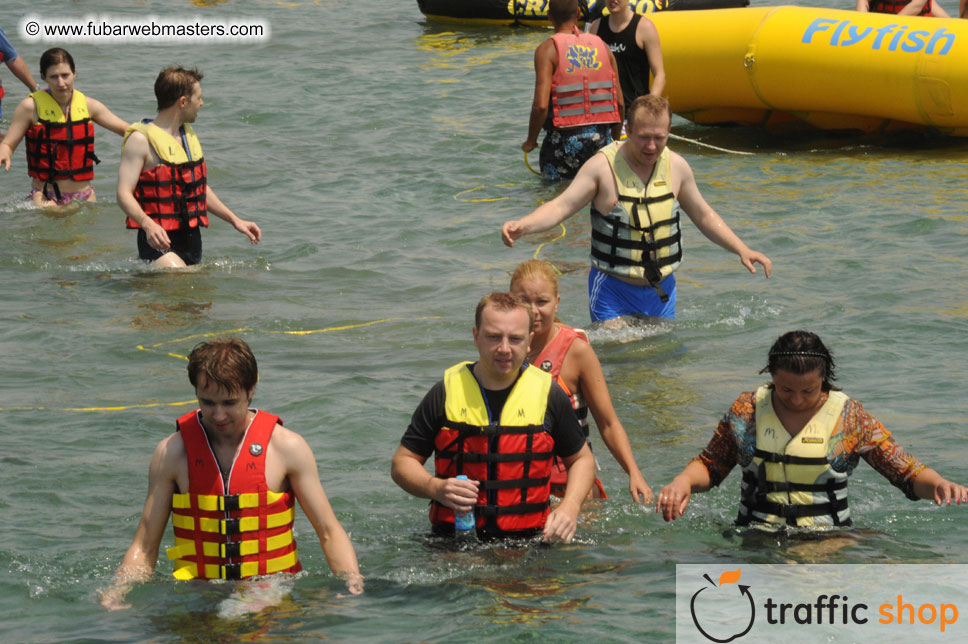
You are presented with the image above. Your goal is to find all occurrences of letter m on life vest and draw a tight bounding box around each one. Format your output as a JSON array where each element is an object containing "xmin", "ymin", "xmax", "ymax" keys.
[
  {"xmin": 517, "ymin": 408, "xmax": 527, "ymax": 418},
  {"xmin": 565, "ymin": 45, "xmax": 602, "ymax": 73}
]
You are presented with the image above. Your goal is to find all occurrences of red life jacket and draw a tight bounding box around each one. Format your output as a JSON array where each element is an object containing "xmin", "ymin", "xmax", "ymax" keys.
[
  {"xmin": 123, "ymin": 122, "xmax": 208, "ymax": 231},
  {"xmin": 533, "ymin": 324, "xmax": 590, "ymax": 435},
  {"xmin": 533, "ymin": 325, "xmax": 606, "ymax": 496},
  {"xmin": 429, "ymin": 362, "xmax": 555, "ymax": 535},
  {"xmin": 550, "ymin": 28, "xmax": 621, "ymax": 129},
  {"xmin": 24, "ymin": 90, "xmax": 99, "ymax": 200},
  {"xmin": 166, "ymin": 409, "xmax": 302, "ymax": 580},
  {"xmin": 870, "ymin": 0, "xmax": 931, "ymax": 15}
]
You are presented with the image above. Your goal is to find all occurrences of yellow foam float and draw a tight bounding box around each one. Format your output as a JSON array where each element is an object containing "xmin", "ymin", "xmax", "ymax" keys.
[{"xmin": 652, "ymin": 6, "xmax": 968, "ymax": 135}]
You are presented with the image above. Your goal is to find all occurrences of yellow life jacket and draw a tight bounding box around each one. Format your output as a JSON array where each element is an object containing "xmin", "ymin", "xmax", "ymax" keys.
[
  {"xmin": 737, "ymin": 386, "xmax": 850, "ymax": 528},
  {"xmin": 122, "ymin": 121, "xmax": 203, "ymax": 165},
  {"xmin": 590, "ymin": 142, "xmax": 682, "ymax": 301},
  {"xmin": 431, "ymin": 362, "xmax": 555, "ymax": 534}
]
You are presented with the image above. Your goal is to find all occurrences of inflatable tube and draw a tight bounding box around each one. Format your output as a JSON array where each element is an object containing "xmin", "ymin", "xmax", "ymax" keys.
[
  {"xmin": 416, "ymin": 0, "xmax": 749, "ymax": 27},
  {"xmin": 652, "ymin": 6, "xmax": 968, "ymax": 135}
]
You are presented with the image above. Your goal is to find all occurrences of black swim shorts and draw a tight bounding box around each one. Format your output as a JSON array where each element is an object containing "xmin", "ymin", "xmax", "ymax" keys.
[{"xmin": 137, "ymin": 226, "xmax": 203, "ymax": 266}]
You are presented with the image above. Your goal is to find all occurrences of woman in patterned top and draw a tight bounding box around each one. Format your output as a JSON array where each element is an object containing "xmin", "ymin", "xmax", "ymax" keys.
[{"xmin": 656, "ymin": 330, "xmax": 966, "ymax": 528}]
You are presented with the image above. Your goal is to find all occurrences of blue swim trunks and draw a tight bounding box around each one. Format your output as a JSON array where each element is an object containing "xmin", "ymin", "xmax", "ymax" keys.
[
  {"xmin": 539, "ymin": 124, "xmax": 612, "ymax": 182},
  {"xmin": 588, "ymin": 266, "xmax": 677, "ymax": 322}
]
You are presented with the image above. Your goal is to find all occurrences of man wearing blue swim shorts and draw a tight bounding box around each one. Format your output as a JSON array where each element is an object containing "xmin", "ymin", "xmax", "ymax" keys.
[{"xmin": 503, "ymin": 95, "xmax": 772, "ymax": 322}]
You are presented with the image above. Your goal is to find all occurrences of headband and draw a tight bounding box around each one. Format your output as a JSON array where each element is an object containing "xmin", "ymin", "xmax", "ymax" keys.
[{"xmin": 769, "ymin": 351, "xmax": 827, "ymax": 359}]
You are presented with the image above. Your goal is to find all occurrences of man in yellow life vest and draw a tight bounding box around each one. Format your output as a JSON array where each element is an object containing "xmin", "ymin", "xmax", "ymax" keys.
[
  {"xmin": 391, "ymin": 292, "xmax": 596, "ymax": 542},
  {"xmin": 100, "ymin": 338, "xmax": 362, "ymax": 610},
  {"xmin": 117, "ymin": 67, "xmax": 261, "ymax": 267},
  {"xmin": 503, "ymin": 95, "xmax": 772, "ymax": 324}
]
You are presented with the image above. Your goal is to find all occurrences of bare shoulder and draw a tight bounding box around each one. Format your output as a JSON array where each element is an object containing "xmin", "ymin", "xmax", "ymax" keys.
[
  {"xmin": 85, "ymin": 95, "xmax": 106, "ymax": 114},
  {"xmin": 536, "ymin": 38, "xmax": 557, "ymax": 62},
  {"xmin": 152, "ymin": 431, "xmax": 186, "ymax": 473},
  {"xmin": 638, "ymin": 15, "xmax": 660, "ymax": 40},
  {"xmin": 270, "ymin": 423, "xmax": 313, "ymax": 458},
  {"xmin": 565, "ymin": 332, "xmax": 600, "ymax": 369},
  {"xmin": 668, "ymin": 148, "xmax": 692, "ymax": 181},
  {"xmin": 589, "ymin": 17, "xmax": 601, "ymax": 33},
  {"xmin": 12, "ymin": 94, "xmax": 37, "ymax": 121}
]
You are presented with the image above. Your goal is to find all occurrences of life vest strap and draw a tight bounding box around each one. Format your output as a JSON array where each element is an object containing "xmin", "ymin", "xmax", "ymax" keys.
[
  {"xmin": 166, "ymin": 530, "xmax": 294, "ymax": 561},
  {"xmin": 753, "ymin": 449, "xmax": 830, "ymax": 466},
  {"xmin": 172, "ymin": 490, "xmax": 289, "ymax": 512},
  {"xmin": 170, "ymin": 506, "xmax": 295, "ymax": 535},
  {"xmin": 437, "ymin": 450, "xmax": 555, "ymax": 464},
  {"xmin": 479, "ymin": 502, "xmax": 549, "ymax": 519},
  {"xmin": 591, "ymin": 226, "xmax": 681, "ymax": 252},
  {"xmin": 480, "ymin": 476, "xmax": 551, "ymax": 490},
  {"xmin": 749, "ymin": 496, "xmax": 850, "ymax": 521},
  {"xmin": 442, "ymin": 421, "xmax": 548, "ymax": 437},
  {"xmin": 741, "ymin": 469, "xmax": 847, "ymax": 494},
  {"xmin": 171, "ymin": 548, "xmax": 299, "ymax": 581}
]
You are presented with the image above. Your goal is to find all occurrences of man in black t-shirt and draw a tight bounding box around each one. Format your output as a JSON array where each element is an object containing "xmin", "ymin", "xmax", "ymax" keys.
[{"xmin": 391, "ymin": 292, "xmax": 595, "ymax": 541}]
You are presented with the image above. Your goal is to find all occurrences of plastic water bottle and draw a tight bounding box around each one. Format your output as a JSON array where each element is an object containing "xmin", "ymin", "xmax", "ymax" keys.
[{"xmin": 454, "ymin": 475, "xmax": 476, "ymax": 539}]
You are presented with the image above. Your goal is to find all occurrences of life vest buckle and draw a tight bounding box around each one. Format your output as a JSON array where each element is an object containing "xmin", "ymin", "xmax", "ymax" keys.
[
  {"xmin": 220, "ymin": 494, "xmax": 241, "ymax": 511},
  {"xmin": 221, "ymin": 563, "xmax": 242, "ymax": 580},
  {"xmin": 220, "ymin": 540, "xmax": 243, "ymax": 558},
  {"xmin": 220, "ymin": 518, "xmax": 241, "ymax": 535}
]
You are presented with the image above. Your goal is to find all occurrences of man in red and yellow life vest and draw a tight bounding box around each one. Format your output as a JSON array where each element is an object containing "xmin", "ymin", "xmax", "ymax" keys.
[
  {"xmin": 391, "ymin": 292, "xmax": 596, "ymax": 542},
  {"xmin": 523, "ymin": 0, "xmax": 624, "ymax": 182},
  {"xmin": 100, "ymin": 338, "xmax": 362, "ymax": 610},
  {"xmin": 117, "ymin": 67, "xmax": 261, "ymax": 268}
]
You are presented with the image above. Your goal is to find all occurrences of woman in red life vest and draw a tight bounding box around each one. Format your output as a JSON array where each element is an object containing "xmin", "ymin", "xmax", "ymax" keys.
[
  {"xmin": 0, "ymin": 48, "xmax": 128, "ymax": 208},
  {"xmin": 510, "ymin": 259, "xmax": 652, "ymax": 503}
]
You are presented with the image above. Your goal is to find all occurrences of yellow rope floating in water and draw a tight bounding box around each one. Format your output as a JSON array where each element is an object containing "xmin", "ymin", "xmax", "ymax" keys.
[
  {"xmin": 0, "ymin": 400, "xmax": 197, "ymax": 413},
  {"xmin": 532, "ymin": 223, "xmax": 566, "ymax": 264},
  {"xmin": 1, "ymin": 316, "xmax": 441, "ymax": 413},
  {"xmin": 136, "ymin": 316, "xmax": 441, "ymax": 359},
  {"xmin": 453, "ymin": 186, "xmax": 509, "ymax": 203},
  {"xmin": 524, "ymin": 149, "xmax": 541, "ymax": 176}
]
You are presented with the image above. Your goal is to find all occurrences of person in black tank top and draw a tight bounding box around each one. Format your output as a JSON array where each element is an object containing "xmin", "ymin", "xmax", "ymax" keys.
[{"xmin": 590, "ymin": 0, "xmax": 666, "ymax": 107}]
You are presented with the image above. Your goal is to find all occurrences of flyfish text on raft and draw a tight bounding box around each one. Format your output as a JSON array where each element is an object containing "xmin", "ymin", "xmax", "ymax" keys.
[{"xmin": 802, "ymin": 19, "xmax": 954, "ymax": 55}]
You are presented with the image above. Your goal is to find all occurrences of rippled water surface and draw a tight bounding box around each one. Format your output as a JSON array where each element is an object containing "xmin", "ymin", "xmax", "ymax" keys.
[{"xmin": 2, "ymin": 1, "xmax": 967, "ymax": 642}]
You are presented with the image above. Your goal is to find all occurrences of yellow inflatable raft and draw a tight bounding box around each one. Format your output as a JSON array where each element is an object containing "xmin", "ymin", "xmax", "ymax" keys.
[{"xmin": 652, "ymin": 6, "xmax": 968, "ymax": 135}]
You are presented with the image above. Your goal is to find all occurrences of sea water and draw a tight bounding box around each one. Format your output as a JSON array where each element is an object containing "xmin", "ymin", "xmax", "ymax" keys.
[{"xmin": 1, "ymin": 1, "xmax": 967, "ymax": 642}]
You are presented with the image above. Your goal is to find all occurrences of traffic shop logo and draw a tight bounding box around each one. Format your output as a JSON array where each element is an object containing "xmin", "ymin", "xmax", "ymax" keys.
[{"xmin": 690, "ymin": 569, "xmax": 755, "ymax": 643}]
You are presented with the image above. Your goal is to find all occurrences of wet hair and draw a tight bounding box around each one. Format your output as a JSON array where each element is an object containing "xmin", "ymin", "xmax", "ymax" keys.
[
  {"xmin": 549, "ymin": 0, "xmax": 579, "ymax": 24},
  {"xmin": 627, "ymin": 95, "xmax": 672, "ymax": 129},
  {"xmin": 509, "ymin": 260, "xmax": 559, "ymax": 297},
  {"xmin": 187, "ymin": 337, "xmax": 258, "ymax": 396},
  {"xmin": 475, "ymin": 292, "xmax": 534, "ymax": 330},
  {"xmin": 759, "ymin": 330, "xmax": 839, "ymax": 392},
  {"xmin": 39, "ymin": 48, "xmax": 75, "ymax": 78},
  {"xmin": 154, "ymin": 66, "xmax": 204, "ymax": 111}
]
